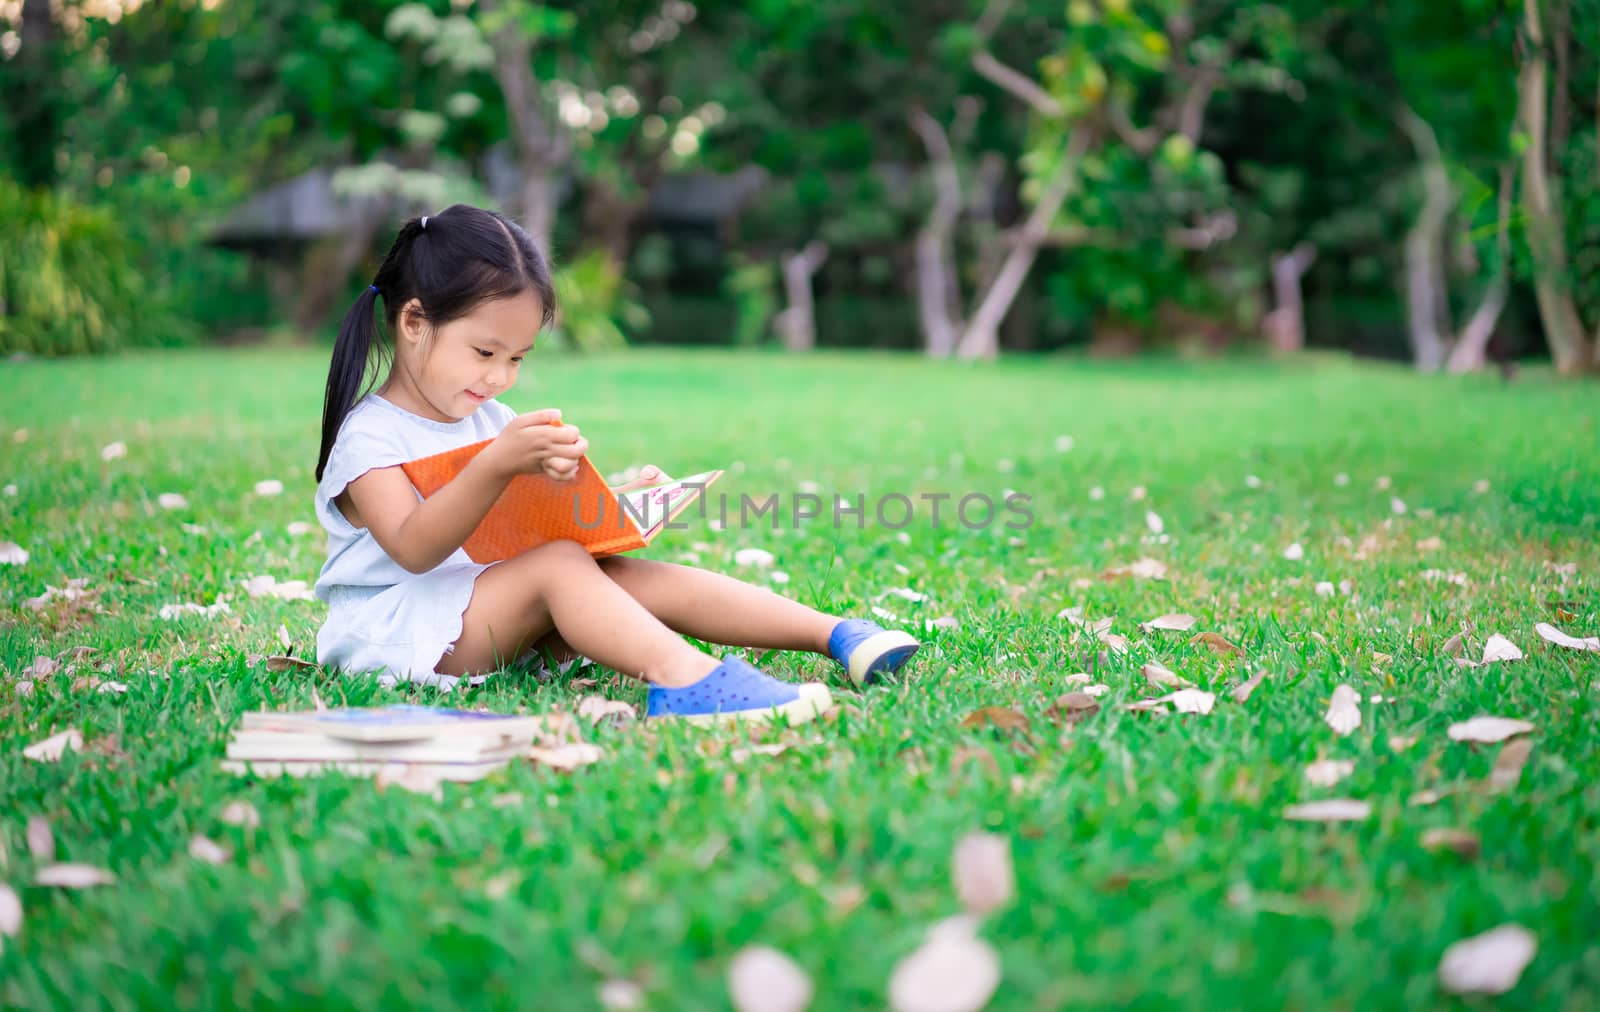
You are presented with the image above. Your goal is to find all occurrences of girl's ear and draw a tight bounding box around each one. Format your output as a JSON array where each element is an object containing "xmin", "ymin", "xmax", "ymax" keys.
[{"xmin": 398, "ymin": 298, "xmax": 428, "ymax": 346}]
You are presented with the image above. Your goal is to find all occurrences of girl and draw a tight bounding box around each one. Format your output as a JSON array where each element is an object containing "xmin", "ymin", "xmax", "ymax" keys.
[{"xmin": 312, "ymin": 204, "xmax": 920, "ymax": 724}]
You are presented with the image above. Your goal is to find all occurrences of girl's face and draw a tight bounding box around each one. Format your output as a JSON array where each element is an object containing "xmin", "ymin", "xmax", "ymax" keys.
[{"xmin": 393, "ymin": 289, "xmax": 542, "ymax": 421}]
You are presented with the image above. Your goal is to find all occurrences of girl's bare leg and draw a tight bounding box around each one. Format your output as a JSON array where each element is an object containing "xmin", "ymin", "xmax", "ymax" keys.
[
  {"xmin": 593, "ymin": 556, "xmax": 838, "ymax": 654},
  {"xmin": 436, "ymin": 540, "xmax": 718, "ymax": 686}
]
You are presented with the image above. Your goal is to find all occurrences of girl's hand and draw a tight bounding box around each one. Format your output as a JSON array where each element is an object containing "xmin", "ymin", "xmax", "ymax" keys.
[
  {"xmin": 482, "ymin": 409, "xmax": 589, "ymax": 481},
  {"xmin": 609, "ymin": 465, "xmax": 674, "ymax": 494}
]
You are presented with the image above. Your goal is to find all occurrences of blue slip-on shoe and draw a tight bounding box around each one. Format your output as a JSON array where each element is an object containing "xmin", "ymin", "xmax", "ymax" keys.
[
  {"xmin": 646, "ymin": 655, "xmax": 833, "ymax": 726},
  {"xmin": 828, "ymin": 619, "xmax": 921, "ymax": 687}
]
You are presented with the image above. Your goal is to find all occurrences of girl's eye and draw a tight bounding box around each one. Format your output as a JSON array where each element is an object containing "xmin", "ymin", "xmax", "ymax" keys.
[
  {"xmin": 474, "ymin": 348, "xmax": 493, "ymax": 358},
  {"xmin": 511, "ymin": 357, "xmax": 524, "ymax": 364}
]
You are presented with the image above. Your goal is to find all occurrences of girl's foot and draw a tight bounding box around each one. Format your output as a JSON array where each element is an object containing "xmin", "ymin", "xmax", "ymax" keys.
[
  {"xmin": 646, "ymin": 655, "xmax": 833, "ymax": 726},
  {"xmin": 828, "ymin": 619, "xmax": 920, "ymax": 687}
]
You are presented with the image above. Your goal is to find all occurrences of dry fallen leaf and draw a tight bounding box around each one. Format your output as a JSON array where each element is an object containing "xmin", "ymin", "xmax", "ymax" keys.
[
  {"xmin": 1283, "ymin": 799, "xmax": 1371, "ymax": 822},
  {"xmin": 1303, "ymin": 759, "xmax": 1356, "ymax": 788},
  {"xmin": 888, "ymin": 916, "xmax": 1001, "ymax": 1012},
  {"xmin": 1046, "ymin": 692, "xmax": 1100, "ymax": 724},
  {"xmin": 1190, "ymin": 631, "xmax": 1244, "ymax": 657},
  {"xmin": 23, "ymin": 728, "xmax": 83, "ymax": 762},
  {"xmin": 0, "ymin": 541, "xmax": 28, "ymax": 566},
  {"xmin": 952, "ymin": 833, "xmax": 1014, "ymax": 915},
  {"xmin": 1062, "ymin": 673, "xmax": 1092, "ymax": 686},
  {"xmin": 1479, "ymin": 634, "xmax": 1524, "ymax": 665},
  {"xmin": 1447, "ymin": 716, "xmax": 1535, "ymax": 744},
  {"xmin": 1534, "ymin": 622, "xmax": 1600, "ymax": 653},
  {"xmin": 1231, "ymin": 669, "xmax": 1269, "ymax": 703},
  {"xmin": 577, "ymin": 696, "xmax": 637, "ymax": 725},
  {"xmin": 188, "ymin": 835, "xmax": 231, "ymax": 866},
  {"xmin": 1125, "ymin": 690, "xmax": 1216, "ymax": 715},
  {"xmin": 220, "ymin": 800, "xmax": 261, "ymax": 829},
  {"xmin": 26, "ymin": 816, "xmax": 53, "ymax": 861},
  {"xmin": 1140, "ymin": 661, "xmax": 1193, "ymax": 689},
  {"xmin": 1438, "ymin": 924, "xmax": 1536, "ymax": 995},
  {"xmin": 264, "ymin": 655, "xmax": 318, "ymax": 672},
  {"xmin": 1487, "ymin": 738, "xmax": 1533, "ymax": 793},
  {"xmin": 948, "ymin": 747, "xmax": 1001, "ymax": 779},
  {"xmin": 34, "ymin": 863, "xmax": 115, "ymax": 888},
  {"xmin": 1325, "ymin": 685, "xmax": 1361, "ymax": 737},
  {"xmin": 959, "ymin": 706, "xmax": 1029, "ymax": 731},
  {"xmin": 727, "ymin": 946, "xmax": 814, "ymax": 1012},
  {"xmin": 1420, "ymin": 827, "xmax": 1480, "ymax": 859},
  {"xmin": 730, "ymin": 743, "xmax": 793, "ymax": 763},
  {"xmin": 1082, "ymin": 684, "xmax": 1111, "ymax": 698},
  {"xmin": 1141, "ymin": 613, "xmax": 1198, "ymax": 632},
  {"xmin": 527, "ymin": 743, "xmax": 606, "ymax": 771}
]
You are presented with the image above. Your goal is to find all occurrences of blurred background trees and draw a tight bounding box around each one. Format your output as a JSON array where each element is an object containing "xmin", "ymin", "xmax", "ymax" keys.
[{"xmin": 0, "ymin": 0, "xmax": 1595, "ymax": 371}]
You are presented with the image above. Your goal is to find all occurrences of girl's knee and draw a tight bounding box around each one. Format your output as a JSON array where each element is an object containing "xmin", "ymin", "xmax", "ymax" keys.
[{"xmin": 520, "ymin": 539, "xmax": 594, "ymax": 568}]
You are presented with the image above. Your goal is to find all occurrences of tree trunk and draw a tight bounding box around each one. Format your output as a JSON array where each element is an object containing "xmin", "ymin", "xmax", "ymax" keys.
[
  {"xmin": 775, "ymin": 241, "xmax": 828, "ymax": 352},
  {"xmin": 479, "ymin": 0, "xmax": 568, "ymax": 255},
  {"xmin": 1263, "ymin": 243, "xmax": 1316, "ymax": 353},
  {"xmin": 291, "ymin": 195, "xmax": 396, "ymax": 334},
  {"xmin": 956, "ymin": 131, "xmax": 1088, "ymax": 360},
  {"xmin": 908, "ymin": 108, "xmax": 965, "ymax": 358},
  {"xmin": 580, "ymin": 181, "xmax": 640, "ymax": 270},
  {"xmin": 1446, "ymin": 165, "xmax": 1514, "ymax": 373},
  {"xmin": 1400, "ymin": 109, "xmax": 1455, "ymax": 371},
  {"xmin": 1517, "ymin": 0, "xmax": 1592, "ymax": 373},
  {"xmin": 13, "ymin": 0, "xmax": 60, "ymax": 189}
]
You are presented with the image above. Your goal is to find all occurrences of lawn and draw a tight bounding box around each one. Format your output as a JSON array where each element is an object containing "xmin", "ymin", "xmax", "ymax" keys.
[{"xmin": 2, "ymin": 347, "xmax": 1598, "ymax": 1009}]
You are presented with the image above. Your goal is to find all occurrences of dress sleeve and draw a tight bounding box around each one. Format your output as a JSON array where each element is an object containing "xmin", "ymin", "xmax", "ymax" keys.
[{"xmin": 315, "ymin": 415, "xmax": 416, "ymax": 531}]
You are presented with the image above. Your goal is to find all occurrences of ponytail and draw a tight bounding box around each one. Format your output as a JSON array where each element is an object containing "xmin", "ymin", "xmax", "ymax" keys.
[{"xmin": 315, "ymin": 285, "xmax": 383, "ymax": 482}]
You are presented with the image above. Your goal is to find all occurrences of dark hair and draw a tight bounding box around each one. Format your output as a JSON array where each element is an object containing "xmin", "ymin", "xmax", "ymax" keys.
[{"xmin": 315, "ymin": 204, "xmax": 558, "ymax": 481}]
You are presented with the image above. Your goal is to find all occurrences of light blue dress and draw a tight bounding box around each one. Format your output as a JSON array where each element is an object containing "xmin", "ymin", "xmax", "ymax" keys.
[{"xmin": 313, "ymin": 393, "xmax": 518, "ymax": 689}]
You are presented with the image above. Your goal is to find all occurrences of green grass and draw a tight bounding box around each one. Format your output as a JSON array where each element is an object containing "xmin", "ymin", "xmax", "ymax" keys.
[{"xmin": 2, "ymin": 347, "xmax": 1598, "ymax": 1009}]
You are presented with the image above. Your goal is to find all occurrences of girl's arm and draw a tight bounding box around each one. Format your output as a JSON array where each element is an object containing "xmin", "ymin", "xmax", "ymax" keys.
[{"xmin": 342, "ymin": 410, "xmax": 588, "ymax": 573}]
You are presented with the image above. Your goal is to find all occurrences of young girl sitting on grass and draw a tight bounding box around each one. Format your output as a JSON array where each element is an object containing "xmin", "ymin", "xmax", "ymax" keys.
[{"xmin": 312, "ymin": 204, "xmax": 920, "ymax": 724}]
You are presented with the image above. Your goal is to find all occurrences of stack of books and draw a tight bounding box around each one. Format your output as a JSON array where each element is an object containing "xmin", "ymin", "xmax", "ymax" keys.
[{"xmin": 221, "ymin": 705, "xmax": 549, "ymax": 781}]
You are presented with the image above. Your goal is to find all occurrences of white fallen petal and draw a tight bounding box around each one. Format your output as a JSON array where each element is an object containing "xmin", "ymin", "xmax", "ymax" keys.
[
  {"xmin": 26, "ymin": 817, "xmax": 53, "ymax": 860},
  {"xmin": 1088, "ymin": 486, "xmax": 1105, "ymax": 501},
  {"xmin": 1375, "ymin": 475, "xmax": 1392, "ymax": 490},
  {"xmin": 879, "ymin": 587, "xmax": 928, "ymax": 604},
  {"xmin": 1165, "ymin": 689, "xmax": 1215, "ymax": 714},
  {"xmin": 2, "ymin": 483, "xmax": 15, "ymax": 497},
  {"xmin": 34, "ymin": 863, "xmax": 115, "ymax": 888},
  {"xmin": 1447, "ymin": 716, "xmax": 1535, "ymax": 743},
  {"xmin": 253, "ymin": 479, "xmax": 284, "ymax": 496},
  {"xmin": 1282, "ymin": 542, "xmax": 1305, "ymax": 561},
  {"xmin": 1480, "ymin": 634, "xmax": 1523, "ymax": 664},
  {"xmin": 577, "ymin": 696, "xmax": 637, "ymax": 724},
  {"xmin": 0, "ymin": 541, "xmax": 28, "ymax": 565},
  {"xmin": 1334, "ymin": 472, "xmax": 1350, "ymax": 486},
  {"xmin": 599, "ymin": 979, "xmax": 644, "ymax": 1010},
  {"xmin": 1141, "ymin": 613, "xmax": 1198, "ymax": 632},
  {"xmin": 1391, "ymin": 496, "xmax": 1408, "ymax": 515},
  {"xmin": 769, "ymin": 571, "xmax": 790, "ymax": 585},
  {"xmin": 99, "ymin": 441, "xmax": 126, "ymax": 461},
  {"xmin": 870, "ymin": 606, "xmax": 899, "ymax": 623},
  {"xmin": 1054, "ymin": 435, "xmax": 1075, "ymax": 453},
  {"xmin": 287, "ymin": 521, "xmax": 316, "ymax": 536},
  {"xmin": 1082, "ymin": 684, "xmax": 1111, "ymax": 698},
  {"xmin": 1245, "ymin": 474, "xmax": 1262, "ymax": 488},
  {"xmin": 159, "ymin": 600, "xmax": 232, "ymax": 621},
  {"xmin": 1283, "ymin": 799, "xmax": 1370, "ymax": 822},
  {"xmin": 1314, "ymin": 581, "xmax": 1336, "ymax": 597},
  {"xmin": 243, "ymin": 575, "xmax": 315, "ymax": 601},
  {"xmin": 0, "ymin": 882, "xmax": 20, "ymax": 938},
  {"xmin": 1416, "ymin": 536, "xmax": 1443, "ymax": 551},
  {"xmin": 1534, "ymin": 622, "xmax": 1600, "ymax": 653},
  {"xmin": 728, "ymin": 946, "xmax": 814, "ymax": 1012},
  {"xmin": 188, "ymin": 835, "xmax": 231, "ymax": 865},
  {"xmin": 374, "ymin": 763, "xmax": 444, "ymax": 798},
  {"xmin": 23, "ymin": 729, "xmax": 82, "ymax": 762},
  {"xmin": 220, "ymin": 801, "xmax": 261, "ymax": 828},
  {"xmin": 734, "ymin": 548, "xmax": 775, "ymax": 568},
  {"xmin": 1439, "ymin": 924, "xmax": 1537, "ymax": 995},
  {"xmin": 1303, "ymin": 759, "xmax": 1356, "ymax": 787},
  {"xmin": 952, "ymin": 832, "xmax": 1014, "ymax": 915},
  {"xmin": 1473, "ymin": 479, "xmax": 1491, "ymax": 494},
  {"xmin": 888, "ymin": 917, "xmax": 1001, "ymax": 1012},
  {"xmin": 1106, "ymin": 558, "xmax": 1167, "ymax": 580},
  {"xmin": 97, "ymin": 680, "xmax": 128, "ymax": 695},
  {"xmin": 1128, "ymin": 485, "xmax": 1147, "ymax": 501},
  {"xmin": 157, "ymin": 492, "xmax": 189, "ymax": 510},
  {"xmin": 1145, "ymin": 511, "xmax": 1164, "ymax": 535},
  {"xmin": 1325, "ymin": 685, "xmax": 1361, "ymax": 737}
]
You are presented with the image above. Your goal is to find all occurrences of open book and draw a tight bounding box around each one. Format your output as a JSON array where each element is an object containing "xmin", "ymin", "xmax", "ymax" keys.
[{"xmin": 401, "ymin": 435, "xmax": 722, "ymax": 563}]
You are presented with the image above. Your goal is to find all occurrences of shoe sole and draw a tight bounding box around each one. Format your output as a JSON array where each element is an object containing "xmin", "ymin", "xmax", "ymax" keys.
[
  {"xmin": 651, "ymin": 682, "xmax": 834, "ymax": 726},
  {"xmin": 847, "ymin": 630, "xmax": 921, "ymax": 687}
]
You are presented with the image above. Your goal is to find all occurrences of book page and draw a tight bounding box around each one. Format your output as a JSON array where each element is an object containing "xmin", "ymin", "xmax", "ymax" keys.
[{"xmin": 616, "ymin": 471, "xmax": 722, "ymax": 537}]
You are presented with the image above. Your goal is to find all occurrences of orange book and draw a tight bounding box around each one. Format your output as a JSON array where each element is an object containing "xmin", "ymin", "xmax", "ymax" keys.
[{"xmin": 401, "ymin": 433, "xmax": 724, "ymax": 564}]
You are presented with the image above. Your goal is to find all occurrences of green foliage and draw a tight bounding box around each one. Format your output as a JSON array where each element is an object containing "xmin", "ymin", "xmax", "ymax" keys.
[
  {"xmin": 0, "ymin": 180, "xmax": 196, "ymax": 356},
  {"xmin": 722, "ymin": 255, "xmax": 779, "ymax": 346},
  {"xmin": 547, "ymin": 250, "xmax": 648, "ymax": 352}
]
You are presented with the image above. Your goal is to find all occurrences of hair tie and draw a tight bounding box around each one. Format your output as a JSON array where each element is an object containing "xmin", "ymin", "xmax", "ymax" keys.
[
  {"xmin": 420, "ymin": 216, "xmax": 429, "ymax": 230},
  {"xmin": 368, "ymin": 284, "xmax": 379, "ymax": 295}
]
